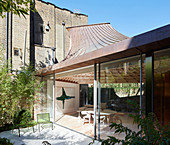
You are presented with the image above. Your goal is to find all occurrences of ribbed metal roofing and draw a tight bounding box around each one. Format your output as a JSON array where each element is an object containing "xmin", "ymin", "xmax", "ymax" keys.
[{"xmin": 64, "ymin": 23, "xmax": 128, "ymax": 60}]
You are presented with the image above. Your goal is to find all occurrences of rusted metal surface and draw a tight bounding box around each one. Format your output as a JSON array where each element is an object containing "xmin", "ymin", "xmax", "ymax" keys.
[
  {"xmin": 37, "ymin": 24, "xmax": 170, "ymax": 77},
  {"xmin": 64, "ymin": 23, "xmax": 128, "ymax": 60}
]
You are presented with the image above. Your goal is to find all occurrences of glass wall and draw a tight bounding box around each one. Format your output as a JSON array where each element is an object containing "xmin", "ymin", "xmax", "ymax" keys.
[
  {"xmin": 100, "ymin": 55, "xmax": 145, "ymax": 139},
  {"xmin": 54, "ymin": 65, "xmax": 95, "ymax": 137},
  {"xmin": 154, "ymin": 48, "xmax": 170, "ymax": 125},
  {"xmin": 34, "ymin": 75, "xmax": 53, "ymax": 120},
  {"xmin": 36, "ymin": 48, "xmax": 170, "ymax": 140}
]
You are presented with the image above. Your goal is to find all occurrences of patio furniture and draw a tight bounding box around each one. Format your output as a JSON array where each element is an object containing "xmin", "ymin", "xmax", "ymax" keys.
[
  {"xmin": 13, "ymin": 109, "xmax": 36, "ymax": 137},
  {"xmin": 92, "ymin": 115, "xmax": 106, "ymax": 126},
  {"xmin": 42, "ymin": 141, "xmax": 51, "ymax": 145},
  {"xmin": 37, "ymin": 113, "xmax": 53, "ymax": 132},
  {"xmin": 13, "ymin": 120, "xmax": 36, "ymax": 137},
  {"xmin": 84, "ymin": 104, "xmax": 93, "ymax": 108},
  {"xmin": 81, "ymin": 111, "xmax": 91, "ymax": 125}
]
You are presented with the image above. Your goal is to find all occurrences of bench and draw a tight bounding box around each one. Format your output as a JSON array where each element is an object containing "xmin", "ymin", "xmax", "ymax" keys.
[{"xmin": 37, "ymin": 113, "xmax": 53, "ymax": 132}]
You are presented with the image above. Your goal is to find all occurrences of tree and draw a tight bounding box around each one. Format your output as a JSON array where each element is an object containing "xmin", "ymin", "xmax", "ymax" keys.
[{"xmin": 0, "ymin": 0, "xmax": 35, "ymax": 18}]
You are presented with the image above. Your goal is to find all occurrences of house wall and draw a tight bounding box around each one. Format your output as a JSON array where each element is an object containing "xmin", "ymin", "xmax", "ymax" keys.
[
  {"xmin": 55, "ymin": 81, "xmax": 80, "ymax": 117},
  {"xmin": 0, "ymin": 0, "xmax": 88, "ymax": 70},
  {"xmin": 0, "ymin": 13, "xmax": 30, "ymax": 70},
  {"xmin": 34, "ymin": 0, "xmax": 88, "ymax": 69}
]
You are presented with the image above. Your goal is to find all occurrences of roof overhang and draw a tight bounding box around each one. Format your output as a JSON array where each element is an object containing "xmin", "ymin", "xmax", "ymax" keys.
[{"xmin": 37, "ymin": 24, "xmax": 170, "ymax": 76}]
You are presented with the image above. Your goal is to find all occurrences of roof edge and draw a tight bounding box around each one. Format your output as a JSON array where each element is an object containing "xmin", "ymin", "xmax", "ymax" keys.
[
  {"xmin": 66, "ymin": 22, "xmax": 110, "ymax": 29},
  {"xmin": 37, "ymin": 24, "xmax": 170, "ymax": 76},
  {"xmin": 36, "ymin": 0, "xmax": 88, "ymax": 17}
]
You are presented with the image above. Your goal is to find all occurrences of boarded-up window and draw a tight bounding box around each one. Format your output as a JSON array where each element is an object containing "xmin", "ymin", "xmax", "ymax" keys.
[{"xmin": 34, "ymin": 12, "xmax": 44, "ymax": 45}]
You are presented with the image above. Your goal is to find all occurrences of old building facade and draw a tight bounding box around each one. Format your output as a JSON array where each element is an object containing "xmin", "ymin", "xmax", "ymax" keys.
[{"xmin": 0, "ymin": 0, "xmax": 88, "ymax": 70}]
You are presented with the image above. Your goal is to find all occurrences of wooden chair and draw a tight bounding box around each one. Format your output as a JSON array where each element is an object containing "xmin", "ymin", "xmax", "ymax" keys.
[{"xmin": 37, "ymin": 113, "xmax": 53, "ymax": 132}]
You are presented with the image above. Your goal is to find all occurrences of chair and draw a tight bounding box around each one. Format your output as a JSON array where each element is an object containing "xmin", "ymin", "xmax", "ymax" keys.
[
  {"xmin": 13, "ymin": 109, "xmax": 36, "ymax": 137},
  {"xmin": 37, "ymin": 113, "xmax": 53, "ymax": 132},
  {"xmin": 92, "ymin": 115, "xmax": 106, "ymax": 126},
  {"xmin": 81, "ymin": 111, "xmax": 91, "ymax": 125}
]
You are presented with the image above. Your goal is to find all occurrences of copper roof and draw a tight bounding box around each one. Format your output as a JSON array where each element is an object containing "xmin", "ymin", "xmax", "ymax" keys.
[
  {"xmin": 37, "ymin": 24, "xmax": 170, "ymax": 77},
  {"xmin": 64, "ymin": 23, "xmax": 128, "ymax": 60}
]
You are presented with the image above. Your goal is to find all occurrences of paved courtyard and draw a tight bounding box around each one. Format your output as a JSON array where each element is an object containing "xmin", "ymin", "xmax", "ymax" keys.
[{"xmin": 0, "ymin": 124, "xmax": 100, "ymax": 145}]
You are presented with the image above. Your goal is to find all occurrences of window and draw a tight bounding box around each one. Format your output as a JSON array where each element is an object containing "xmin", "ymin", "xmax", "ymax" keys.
[{"xmin": 14, "ymin": 48, "xmax": 21, "ymax": 56}]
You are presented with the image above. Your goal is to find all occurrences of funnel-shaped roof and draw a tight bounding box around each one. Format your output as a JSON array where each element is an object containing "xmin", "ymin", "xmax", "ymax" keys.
[{"xmin": 64, "ymin": 23, "xmax": 128, "ymax": 60}]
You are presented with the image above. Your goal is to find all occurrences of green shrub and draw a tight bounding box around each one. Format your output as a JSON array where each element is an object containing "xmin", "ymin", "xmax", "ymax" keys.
[
  {"xmin": 100, "ymin": 101, "xmax": 170, "ymax": 145},
  {"xmin": 89, "ymin": 100, "xmax": 170, "ymax": 145},
  {"xmin": 13, "ymin": 109, "xmax": 32, "ymax": 127},
  {"xmin": 0, "ymin": 137, "xmax": 13, "ymax": 145}
]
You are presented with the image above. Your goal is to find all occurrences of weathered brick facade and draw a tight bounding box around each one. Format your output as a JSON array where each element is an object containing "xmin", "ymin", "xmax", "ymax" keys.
[{"xmin": 0, "ymin": 0, "xmax": 88, "ymax": 70}]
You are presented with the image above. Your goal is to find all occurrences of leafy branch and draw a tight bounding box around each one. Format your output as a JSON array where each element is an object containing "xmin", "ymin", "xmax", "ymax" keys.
[
  {"xmin": 0, "ymin": 0, "xmax": 36, "ymax": 18},
  {"xmin": 100, "ymin": 100, "xmax": 170, "ymax": 145}
]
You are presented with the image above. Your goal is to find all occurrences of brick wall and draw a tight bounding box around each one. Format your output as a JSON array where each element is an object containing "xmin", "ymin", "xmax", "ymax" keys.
[{"xmin": 0, "ymin": 0, "xmax": 88, "ymax": 70}]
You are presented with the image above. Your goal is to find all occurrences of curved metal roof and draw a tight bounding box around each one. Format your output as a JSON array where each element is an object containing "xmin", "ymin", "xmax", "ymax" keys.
[
  {"xmin": 64, "ymin": 23, "xmax": 128, "ymax": 60},
  {"xmin": 37, "ymin": 24, "xmax": 170, "ymax": 77}
]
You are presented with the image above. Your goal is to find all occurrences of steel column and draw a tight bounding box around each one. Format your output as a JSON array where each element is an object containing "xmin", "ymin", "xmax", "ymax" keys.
[
  {"xmin": 94, "ymin": 63, "xmax": 97, "ymax": 139},
  {"xmin": 98, "ymin": 63, "xmax": 101, "ymax": 140},
  {"xmin": 140, "ymin": 54, "xmax": 142, "ymax": 116},
  {"xmin": 53, "ymin": 73, "xmax": 55, "ymax": 123}
]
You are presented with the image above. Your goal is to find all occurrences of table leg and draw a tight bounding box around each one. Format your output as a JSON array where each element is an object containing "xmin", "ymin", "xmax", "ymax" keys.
[
  {"xmin": 106, "ymin": 115, "xmax": 110, "ymax": 123},
  {"xmin": 89, "ymin": 114, "xmax": 91, "ymax": 124},
  {"xmin": 78, "ymin": 111, "xmax": 81, "ymax": 120}
]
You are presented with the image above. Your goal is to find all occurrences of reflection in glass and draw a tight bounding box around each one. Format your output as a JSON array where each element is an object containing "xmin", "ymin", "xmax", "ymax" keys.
[
  {"xmin": 154, "ymin": 48, "xmax": 170, "ymax": 125},
  {"xmin": 100, "ymin": 55, "xmax": 145, "ymax": 139}
]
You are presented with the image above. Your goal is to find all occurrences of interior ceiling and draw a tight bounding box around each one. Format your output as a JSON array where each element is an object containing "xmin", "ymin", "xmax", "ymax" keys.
[
  {"xmin": 55, "ymin": 64, "xmax": 146, "ymax": 84},
  {"xmin": 55, "ymin": 58, "xmax": 170, "ymax": 84}
]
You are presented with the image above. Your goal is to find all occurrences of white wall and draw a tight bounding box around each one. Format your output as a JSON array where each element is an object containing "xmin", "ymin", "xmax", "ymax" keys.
[{"xmin": 55, "ymin": 81, "xmax": 79, "ymax": 115}]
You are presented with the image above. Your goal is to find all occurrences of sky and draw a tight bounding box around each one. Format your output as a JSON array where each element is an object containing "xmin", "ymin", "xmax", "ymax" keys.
[{"xmin": 43, "ymin": 0, "xmax": 170, "ymax": 37}]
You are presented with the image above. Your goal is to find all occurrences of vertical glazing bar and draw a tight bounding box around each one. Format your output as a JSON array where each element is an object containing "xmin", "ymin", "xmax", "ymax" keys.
[
  {"xmin": 140, "ymin": 54, "xmax": 142, "ymax": 116},
  {"xmin": 41, "ymin": 76, "xmax": 43, "ymax": 113},
  {"xmin": 98, "ymin": 63, "xmax": 101, "ymax": 140},
  {"xmin": 53, "ymin": 73, "xmax": 55, "ymax": 123},
  {"xmin": 94, "ymin": 63, "xmax": 97, "ymax": 140}
]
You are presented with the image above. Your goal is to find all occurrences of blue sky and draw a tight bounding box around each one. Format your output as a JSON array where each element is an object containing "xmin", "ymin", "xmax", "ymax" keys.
[{"xmin": 43, "ymin": 0, "xmax": 170, "ymax": 37}]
